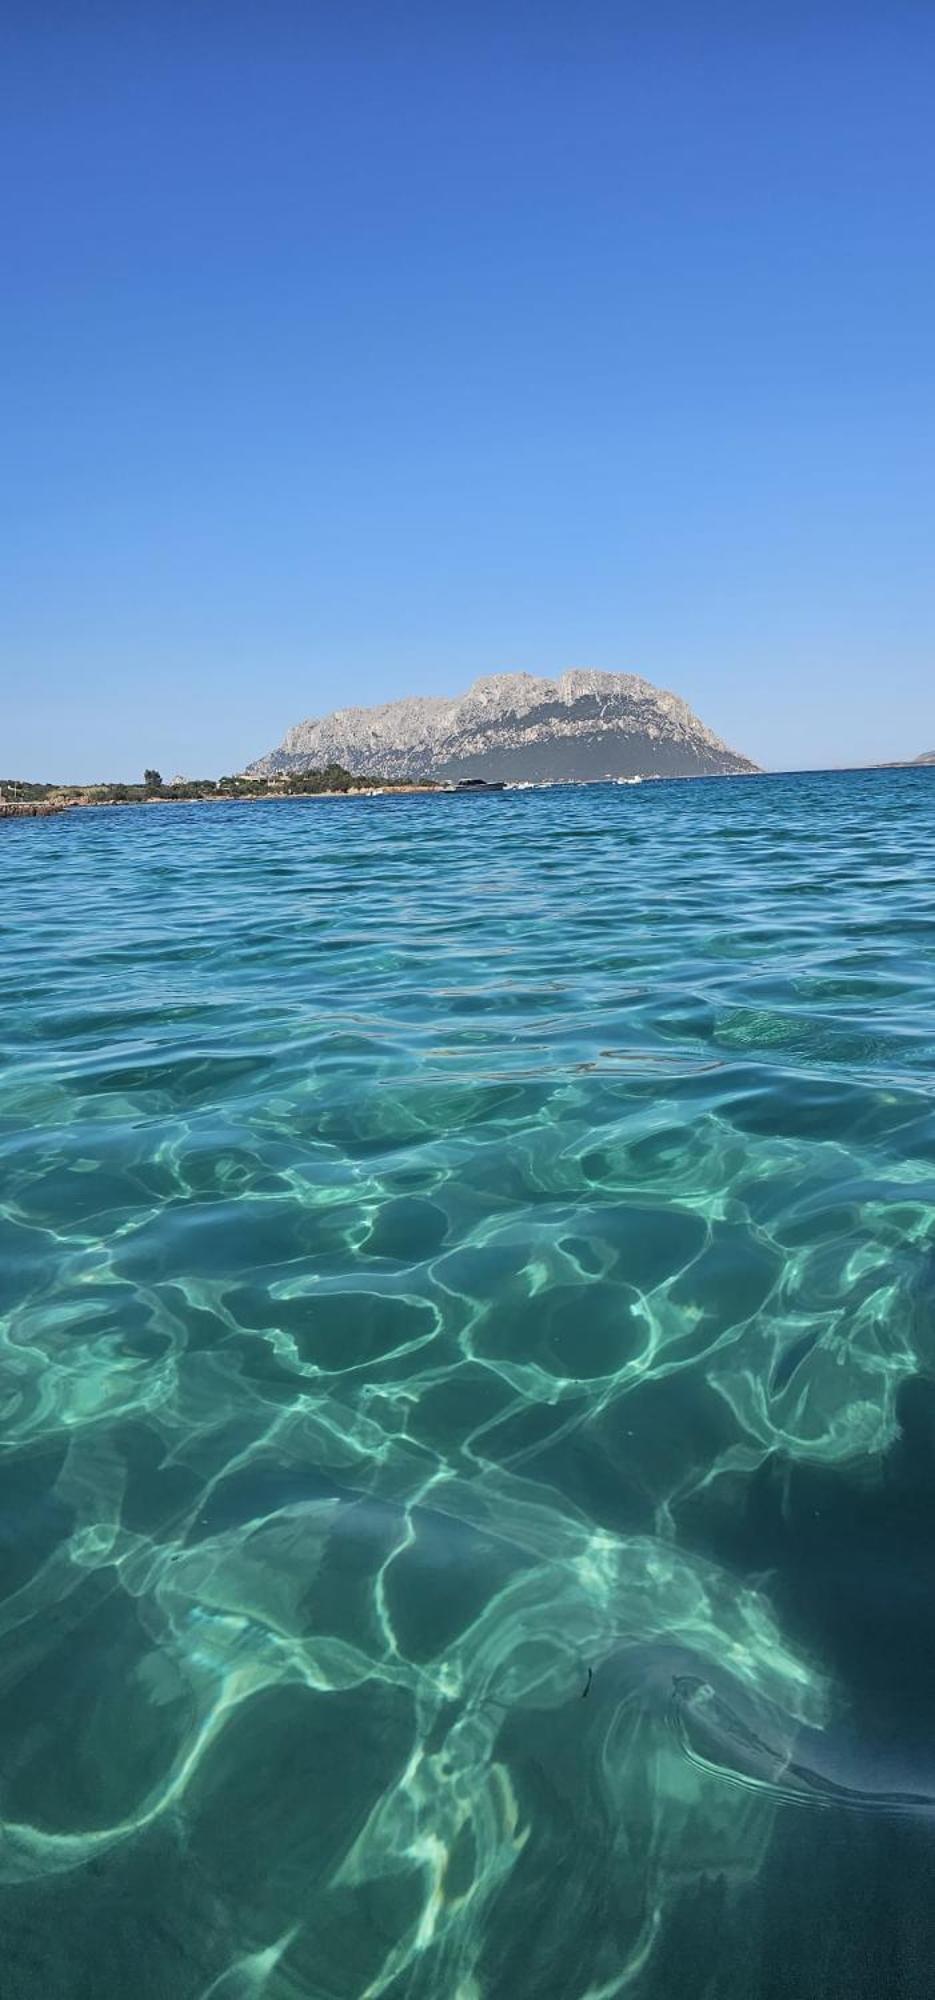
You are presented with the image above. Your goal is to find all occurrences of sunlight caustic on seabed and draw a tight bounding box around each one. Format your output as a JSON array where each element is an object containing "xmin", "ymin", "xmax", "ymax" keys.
[{"xmin": 2, "ymin": 771, "xmax": 935, "ymax": 1995}]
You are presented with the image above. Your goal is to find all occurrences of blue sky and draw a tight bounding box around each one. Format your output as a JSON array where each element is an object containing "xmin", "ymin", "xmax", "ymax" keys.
[{"xmin": 3, "ymin": 1, "xmax": 933, "ymax": 779}]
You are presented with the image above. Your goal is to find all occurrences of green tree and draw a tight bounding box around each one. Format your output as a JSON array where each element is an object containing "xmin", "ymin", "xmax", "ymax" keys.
[{"xmin": 143, "ymin": 768, "xmax": 163, "ymax": 790}]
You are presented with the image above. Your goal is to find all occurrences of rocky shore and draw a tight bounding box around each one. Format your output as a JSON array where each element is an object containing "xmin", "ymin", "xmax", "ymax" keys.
[{"xmin": 0, "ymin": 800, "xmax": 69, "ymax": 818}]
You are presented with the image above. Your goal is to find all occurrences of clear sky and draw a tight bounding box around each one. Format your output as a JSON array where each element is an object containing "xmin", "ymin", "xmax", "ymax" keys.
[{"xmin": 3, "ymin": 1, "xmax": 933, "ymax": 780}]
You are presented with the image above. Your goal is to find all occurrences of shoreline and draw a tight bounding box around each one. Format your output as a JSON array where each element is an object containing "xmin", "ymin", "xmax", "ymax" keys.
[
  {"xmin": 0, "ymin": 785, "xmax": 442, "ymax": 817},
  {"xmin": 5, "ymin": 766, "xmax": 925, "ymax": 824},
  {"xmin": 1, "ymin": 770, "xmax": 764, "ymax": 817}
]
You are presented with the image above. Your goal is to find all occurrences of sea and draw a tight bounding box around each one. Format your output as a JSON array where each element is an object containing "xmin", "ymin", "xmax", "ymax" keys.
[{"xmin": 2, "ymin": 766, "xmax": 935, "ymax": 1998}]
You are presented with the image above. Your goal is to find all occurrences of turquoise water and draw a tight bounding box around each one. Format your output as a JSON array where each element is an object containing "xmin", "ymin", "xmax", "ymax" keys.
[{"xmin": 2, "ymin": 770, "xmax": 935, "ymax": 1996}]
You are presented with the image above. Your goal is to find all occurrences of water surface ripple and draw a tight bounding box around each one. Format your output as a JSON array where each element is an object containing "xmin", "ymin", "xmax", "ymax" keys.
[{"xmin": 2, "ymin": 770, "xmax": 935, "ymax": 1996}]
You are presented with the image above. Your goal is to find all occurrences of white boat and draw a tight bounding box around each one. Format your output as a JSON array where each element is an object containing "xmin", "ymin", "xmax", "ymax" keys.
[{"xmin": 615, "ymin": 776, "xmax": 643, "ymax": 786}]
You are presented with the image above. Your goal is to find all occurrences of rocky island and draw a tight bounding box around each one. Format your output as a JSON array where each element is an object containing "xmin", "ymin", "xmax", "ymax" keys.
[{"xmin": 246, "ymin": 669, "xmax": 758, "ymax": 785}]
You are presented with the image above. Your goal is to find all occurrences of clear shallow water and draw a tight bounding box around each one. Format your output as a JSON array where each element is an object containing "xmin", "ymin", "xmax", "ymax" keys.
[{"xmin": 2, "ymin": 771, "xmax": 935, "ymax": 1996}]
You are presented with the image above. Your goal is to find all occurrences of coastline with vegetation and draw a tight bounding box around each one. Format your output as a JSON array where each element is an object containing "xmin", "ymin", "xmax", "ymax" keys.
[{"xmin": 0, "ymin": 765, "xmax": 441, "ymax": 816}]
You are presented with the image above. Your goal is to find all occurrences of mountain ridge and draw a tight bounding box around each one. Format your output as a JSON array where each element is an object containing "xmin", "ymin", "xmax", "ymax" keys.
[{"xmin": 246, "ymin": 669, "xmax": 759, "ymax": 783}]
